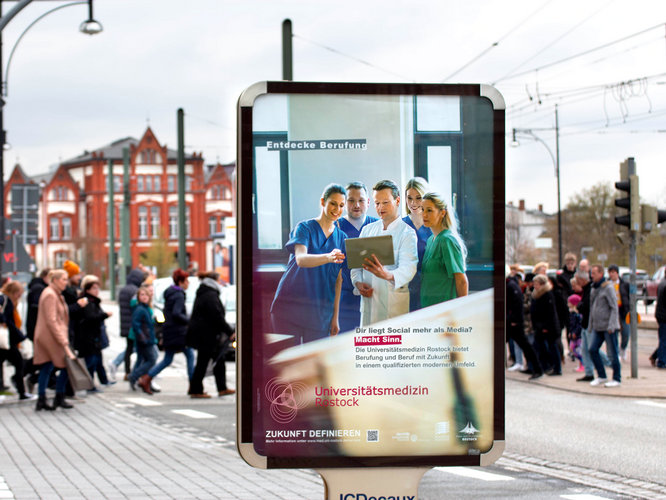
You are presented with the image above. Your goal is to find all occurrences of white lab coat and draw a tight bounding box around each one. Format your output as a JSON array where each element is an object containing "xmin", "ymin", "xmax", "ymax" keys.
[{"xmin": 350, "ymin": 217, "xmax": 418, "ymax": 326}]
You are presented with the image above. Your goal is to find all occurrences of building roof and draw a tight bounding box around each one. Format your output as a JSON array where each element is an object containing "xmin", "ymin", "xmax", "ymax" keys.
[{"xmin": 60, "ymin": 135, "xmax": 197, "ymax": 166}]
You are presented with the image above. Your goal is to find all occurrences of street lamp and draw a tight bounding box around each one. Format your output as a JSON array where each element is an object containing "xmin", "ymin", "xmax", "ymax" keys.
[
  {"xmin": 511, "ymin": 105, "xmax": 562, "ymax": 266},
  {"xmin": 79, "ymin": 0, "xmax": 103, "ymax": 35},
  {"xmin": 0, "ymin": 0, "xmax": 102, "ymax": 273}
]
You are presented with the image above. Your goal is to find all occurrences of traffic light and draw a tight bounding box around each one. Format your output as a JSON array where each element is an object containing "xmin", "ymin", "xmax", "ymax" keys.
[
  {"xmin": 640, "ymin": 204, "xmax": 666, "ymax": 233},
  {"xmin": 615, "ymin": 174, "xmax": 640, "ymax": 231}
]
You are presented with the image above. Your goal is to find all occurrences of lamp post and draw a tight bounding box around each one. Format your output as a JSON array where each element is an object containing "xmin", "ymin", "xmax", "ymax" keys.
[
  {"xmin": 0, "ymin": 0, "xmax": 102, "ymax": 274},
  {"xmin": 511, "ymin": 106, "xmax": 562, "ymax": 266}
]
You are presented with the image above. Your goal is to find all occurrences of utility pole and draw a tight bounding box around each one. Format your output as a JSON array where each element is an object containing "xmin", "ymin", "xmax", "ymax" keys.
[
  {"xmin": 107, "ymin": 158, "xmax": 116, "ymax": 299},
  {"xmin": 177, "ymin": 108, "xmax": 186, "ymax": 270},
  {"xmin": 282, "ymin": 19, "xmax": 292, "ymax": 81},
  {"xmin": 120, "ymin": 147, "xmax": 130, "ymax": 285},
  {"xmin": 555, "ymin": 105, "xmax": 562, "ymax": 266}
]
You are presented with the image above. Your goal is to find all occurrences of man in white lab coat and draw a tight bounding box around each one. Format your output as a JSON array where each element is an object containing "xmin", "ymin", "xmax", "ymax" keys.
[{"xmin": 351, "ymin": 180, "xmax": 418, "ymax": 325}]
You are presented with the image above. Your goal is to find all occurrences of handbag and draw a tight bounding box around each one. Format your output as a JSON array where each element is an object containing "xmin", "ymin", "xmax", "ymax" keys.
[{"xmin": 65, "ymin": 356, "xmax": 94, "ymax": 391}]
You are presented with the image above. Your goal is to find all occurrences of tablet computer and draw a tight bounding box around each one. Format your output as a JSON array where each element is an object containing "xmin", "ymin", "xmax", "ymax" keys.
[{"xmin": 345, "ymin": 235, "xmax": 394, "ymax": 269}]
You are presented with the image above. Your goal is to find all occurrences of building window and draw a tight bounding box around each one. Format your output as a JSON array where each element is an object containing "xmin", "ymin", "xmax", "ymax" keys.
[
  {"xmin": 113, "ymin": 176, "xmax": 121, "ymax": 192},
  {"xmin": 186, "ymin": 176, "xmax": 193, "ymax": 191},
  {"xmin": 168, "ymin": 175, "xmax": 175, "ymax": 192},
  {"xmin": 150, "ymin": 206, "xmax": 160, "ymax": 238},
  {"xmin": 137, "ymin": 175, "xmax": 144, "ymax": 192},
  {"xmin": 209, "ymin": 216, "xmax": 217, "ymax": 235},
  {"xmin": 169, "ymin": 206, "xmax": 178, "ymax": 238},
  {"xmin": 145, "ymin": 175, "xmax": 153, "ymax": 192},
  {"xmin": 55, "ymin": 252, "xmax": 67, "ymax": 269},
  {"xmin": 139, "ymin": 206, "xmax": 148, "ymax": 239},
  {"xmin": 186, "ymin": 206, "xmax": 191, "ymax": 237},
  {"xmin": 62, "ymin": 217, "xmax": 71, "ymax": 240},
  {"xmin": 50, "ymin": 218, "xmax": 59, "ymax": 240},
  {"xmin": 154, "ymin": 176, "xmax": 161, "ymax": 192},
  {"xmin": 222, "ymin": 186, "xmax": 231, "ymax": 200}
]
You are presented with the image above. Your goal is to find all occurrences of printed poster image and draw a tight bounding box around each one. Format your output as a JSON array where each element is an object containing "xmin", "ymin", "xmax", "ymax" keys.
[{"xmin": 241, "ymin": 85, "xmax": 504, "ymax": 465}]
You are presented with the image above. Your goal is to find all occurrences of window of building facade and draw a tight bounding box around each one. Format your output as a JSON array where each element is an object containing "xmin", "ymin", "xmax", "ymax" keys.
[
  {"xmin": 145, "ymin": 175, "xmax": 153, "ymax": 192},
  {"xmin": 222, "ymin": 186, "xmax": 231, "ymax": 200},
  {"xmin": 154, "ymin": 176, "xmax": 161, "ymax": 192},
  {"xmin": 137, "ymin": 175, "xmax": 144, "ymax": 192},
  {"xmin": 169, "ymin": 206, "xmax": 178, "ymax": 238},
  {"xmin": 139, "ymin": 206, "xmax": 148, "ymax": 239},
  {"xmin": 209, "ymin": 216, "xmax": 217, "ymax": 235},
  {"xmin": 62, "ymin": 217, "xmax": 71, "ymax": 240},
  {"xmin": 50, "ymin": 218, "xmax": 59, "ymax": 240},
  {"xmin": 55, "ymin": 252, "xmax": 67, "ymax": 269},
  {"xmin": 150, "ymin": 206, "xmax": 160, "ymax": 238},
  {"xmin": 168, "ymin": 175, "xmax": 175, "ymax": 192}
]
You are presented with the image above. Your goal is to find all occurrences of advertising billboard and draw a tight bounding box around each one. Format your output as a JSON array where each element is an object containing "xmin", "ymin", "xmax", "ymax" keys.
[{"xmin": 237, "ymin": 82, "xmax": 505, "ymax": 469}]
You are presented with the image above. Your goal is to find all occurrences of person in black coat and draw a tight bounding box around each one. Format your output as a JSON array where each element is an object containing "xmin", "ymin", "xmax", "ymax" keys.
[
  {"xmin": 138, "ymin": 269, "xmax": 194, "ymax": 395},
  {"xmin": 186, "ymin": 271, "xmax": 235, "ymax": 398},
  {"xmin": 0, "ymin": 280, "xmax": 33, "ymax": 399},
  {"xmin": 506, "ymin": 272, "xmax": 543, "ymax": 379},
  {"xmin": 74, "ymin": 275, "xmax": 112, "ymax": 390},
  {"xmin": 531, "ymin": 274, "xmax": 562, "ymax": 375},
  {"xmin": 23, "ymin": 268, "xmax": 51, "ymax": 391}
]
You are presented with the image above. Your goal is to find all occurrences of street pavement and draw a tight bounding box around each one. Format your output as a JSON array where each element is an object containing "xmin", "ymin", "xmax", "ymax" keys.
[{"xmin": 1, "ymin": 294, "xmax": 664, "ymax": 499}]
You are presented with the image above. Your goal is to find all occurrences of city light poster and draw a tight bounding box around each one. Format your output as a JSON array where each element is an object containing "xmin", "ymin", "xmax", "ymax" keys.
[{"xmin": 237, "ymin": 81, "xmax": 505, "ymax": 469}]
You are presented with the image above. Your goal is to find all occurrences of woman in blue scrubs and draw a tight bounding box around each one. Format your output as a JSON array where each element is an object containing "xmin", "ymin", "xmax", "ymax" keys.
[
  {"xmin": 270, "ymin": 184, "xmax": 347, "ymax": 344},
  {"xmin": 402, "ymin": 177, "xmax": 432, "ymax": 311}
]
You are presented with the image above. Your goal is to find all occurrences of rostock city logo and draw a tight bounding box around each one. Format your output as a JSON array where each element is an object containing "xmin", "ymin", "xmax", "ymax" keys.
[
  {"xmin": 457, "ymin": 422, "xmax": 480, "ymax": 442},
  {"xmin": 264, "ymin": 377, "xmax": 309, "ymax": 424}
]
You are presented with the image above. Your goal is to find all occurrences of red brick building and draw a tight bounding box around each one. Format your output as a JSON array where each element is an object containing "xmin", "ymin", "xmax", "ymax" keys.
[{"xmin": 4, "ymin": 127, "xmax": 235, "ymax": 280}]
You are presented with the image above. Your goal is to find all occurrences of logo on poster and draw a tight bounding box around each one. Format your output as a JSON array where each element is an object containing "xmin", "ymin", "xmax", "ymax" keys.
[
  {"xmin": 264, "ymin": 377, "xmax": 308, "ymax": 424},
  {"xmin": 457, "ymin": 422, "xmax": 480, "ymax": 442}
]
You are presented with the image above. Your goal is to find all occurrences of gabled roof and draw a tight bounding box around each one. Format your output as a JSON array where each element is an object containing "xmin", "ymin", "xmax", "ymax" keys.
[{"xmin": 60, "ymin": 133, "xmax": 197, "ymax": 166}]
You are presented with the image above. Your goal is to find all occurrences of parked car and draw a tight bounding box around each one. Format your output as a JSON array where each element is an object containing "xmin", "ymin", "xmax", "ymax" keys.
[
  {"xmin": 618, "ymin": 266, "xmax": 649, "ymax": 299},
  {"xmin": 152, "ymin": 276, "xmax": 236, "ymax": 360},
  {"xmin": 644, "ymin": 265, "xmax": 666, "ymax": 305}
]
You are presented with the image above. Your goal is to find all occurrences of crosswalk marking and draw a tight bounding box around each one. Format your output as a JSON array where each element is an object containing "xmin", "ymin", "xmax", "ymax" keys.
[
  {"xmin": 561, "ymin": 495, "xmax": 611, "ymax": 499},
  {"xmin": 0, "ymin": 476, "xmax": 14, "ymax": 499},
  {"xmin": 171, "ymin": 409, "xmax": 216, "ymax": 419},
  {"xmin": 635, "ymin": 400, "xmax": 666, "ymax": 409},
  {"xmin": 435, "ymin": 466, "xmax": 514, "ymax": 481},
  {"xmin": 125, "ymin": 397, "xmax": 163, "ymax": 407}
]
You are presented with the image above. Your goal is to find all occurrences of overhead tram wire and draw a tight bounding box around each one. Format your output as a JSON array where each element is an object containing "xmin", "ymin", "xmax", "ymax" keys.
[
  {"xmin": 506, "ymin": 35, "xmax": 665, "ymax": 111},
  {"xmin": 492, "ymin": 0, "xmax": 617, "ymax": 85},
  {"xmin": 293, "ymin": 33, "xmax": 415, "ymax": 82},
  {"xmin": 506, "ymin": 70, "xmax": 666, "ymax": 119},
  {"xmin": 441, "ymin": 0, "xmax": 555, "ymax": 82},
  {"xmin": 494, "ymin": 20, "xmax": 665, "ymax": 85}
]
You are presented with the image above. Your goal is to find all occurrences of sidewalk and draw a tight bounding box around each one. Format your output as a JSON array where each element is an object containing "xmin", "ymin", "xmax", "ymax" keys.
[
  {"xmin": 506, "ymin": 326, "xmax": 666, "ymax": 398},
  {"xmin": 0, "ymin": 390, "xmax": 324, "ymax": 499}
]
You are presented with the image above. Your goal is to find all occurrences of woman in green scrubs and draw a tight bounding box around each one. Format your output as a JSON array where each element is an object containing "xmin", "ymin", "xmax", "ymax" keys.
[{"xmin": 420, "ymin": 192, "xmax": 468, "ymax": 306}]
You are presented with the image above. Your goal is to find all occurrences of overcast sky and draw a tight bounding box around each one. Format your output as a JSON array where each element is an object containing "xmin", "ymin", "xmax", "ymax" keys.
[{"xmin": 2, "ymin": 0, "xmax": 665, "ymax": 213}]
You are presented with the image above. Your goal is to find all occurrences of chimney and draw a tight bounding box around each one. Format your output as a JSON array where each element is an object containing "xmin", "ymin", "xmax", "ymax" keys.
[
  {"xmin": 538, "ymin": 204, "xmax": 543, "ymax": 212},
  {"xmin": 519, "ymin": 199, "xmax": 525, "ymax": 211}
]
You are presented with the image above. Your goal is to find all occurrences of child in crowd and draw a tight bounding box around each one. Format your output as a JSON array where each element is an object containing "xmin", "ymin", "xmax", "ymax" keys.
[{"xmin": 567, "ymin": 294, "xmax": 584, "ymax": 372}]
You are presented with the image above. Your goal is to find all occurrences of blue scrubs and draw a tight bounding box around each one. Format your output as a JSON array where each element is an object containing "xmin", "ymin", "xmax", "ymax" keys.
[
  {"xmin": 402, "ymin": 215, "xmax": 432, "ymax": 312},
  {"xmin": 270, "ymin": 219, "xmax": 347, "ymax": 344},
  {"xmin": 336, "ymin": 216, "xmax": 378, "ymax": 333}
]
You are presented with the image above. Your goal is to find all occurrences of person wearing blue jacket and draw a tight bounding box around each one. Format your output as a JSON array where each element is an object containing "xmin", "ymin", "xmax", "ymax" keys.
[
  {"xmin": 128, "ymin": 286, "xmax": 157, "ymax": 393},
  {"xmin": 139, "ymin": 269, "xmax": 194, "ymax": 394}
]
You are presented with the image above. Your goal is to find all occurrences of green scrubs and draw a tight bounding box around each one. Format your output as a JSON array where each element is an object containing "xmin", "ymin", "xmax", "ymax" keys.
[{"xmin": 420, "ymin": 229, "xmax": 466, "ymax": 307}]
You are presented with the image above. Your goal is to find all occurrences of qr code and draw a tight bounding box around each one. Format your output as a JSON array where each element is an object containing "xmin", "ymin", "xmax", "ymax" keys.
[{"xmin": 366, "ymin": 430, "xmax": 379, "ymax": 442}]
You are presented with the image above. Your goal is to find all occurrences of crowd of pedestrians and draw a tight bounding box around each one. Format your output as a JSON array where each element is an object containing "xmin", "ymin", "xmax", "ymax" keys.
[
  {"xmin": 506, "ymin": 253, "xmax": 666, "ymax": 387},
  {"xmin": 0, "ymin": 260, "xmax": 236, "ymax": 408}
]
